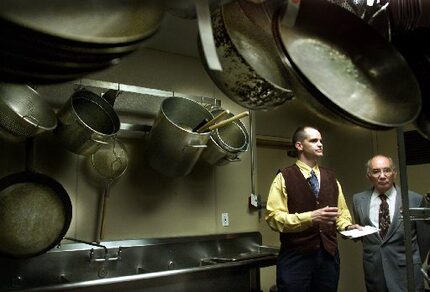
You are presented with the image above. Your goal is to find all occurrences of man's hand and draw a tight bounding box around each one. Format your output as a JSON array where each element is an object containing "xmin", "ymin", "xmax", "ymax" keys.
[
  {"xmin": 311, "ymin": 206, "xmax": 340, "ymax": 225},
  {"xmin": 345, "ymin": 224, "xmax": 363, "ymax": 231}
]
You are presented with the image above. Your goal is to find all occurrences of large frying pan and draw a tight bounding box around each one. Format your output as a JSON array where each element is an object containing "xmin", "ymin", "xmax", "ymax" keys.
[
  {"xmin": 0, "ymin": 171, "xmax": 72, "ymax": 258},
  {"xmin": 274, "ymin": 0, "xmax": 422, "ymax": 129}
]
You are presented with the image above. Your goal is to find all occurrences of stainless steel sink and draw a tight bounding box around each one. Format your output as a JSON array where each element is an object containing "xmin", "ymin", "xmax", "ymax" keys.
[{"xmin": 0, "ymin": 232, "xmax": 278, "ymax": 291}]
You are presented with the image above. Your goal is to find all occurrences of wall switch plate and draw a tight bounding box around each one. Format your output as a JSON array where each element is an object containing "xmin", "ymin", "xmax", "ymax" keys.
[{"xmin": 221, "ymin": 213, "xmax": 229, "ymax": 227}]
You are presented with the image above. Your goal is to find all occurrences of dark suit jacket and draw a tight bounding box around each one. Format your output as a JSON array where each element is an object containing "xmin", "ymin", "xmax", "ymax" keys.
[{"xmin": 352, "ymin": 188, "xmax": 424, "ymax": 292}]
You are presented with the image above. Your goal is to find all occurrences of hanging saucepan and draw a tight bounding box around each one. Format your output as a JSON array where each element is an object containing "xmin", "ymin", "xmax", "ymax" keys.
[
  {"xmin": 198, "ymin": 0, "xmax": 294, "ymax": 110},
  {"xmin": 200, "ymin": 108, "xmax": 249, "ymax": 166},
  {"xmin": 54, "ymin": 89, "xmax": 120, "ymax": 156},
  {"xmin": 0, "ymin": 83, "xmax": 57, "ymax": 142},
  {"xmin": 146, "ymin": 96, "xmax": 213, "ymax": 177},
  {"xmin": 273, "ymin": 0, "xmax": 421, "ymax": 129}
]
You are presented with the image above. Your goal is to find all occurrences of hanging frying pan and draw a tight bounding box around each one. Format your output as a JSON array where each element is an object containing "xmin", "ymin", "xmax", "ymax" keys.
[
  {"xmin": 273, "ymin": 0, "xmax": 421, "ymax": 129},
  {"xmin": 0, "ymin": 139, "xmax": 72, "ymax": 258},
  {"xmin": 0, "ymin": 171, "xmax": 72, "ymax": 258}
]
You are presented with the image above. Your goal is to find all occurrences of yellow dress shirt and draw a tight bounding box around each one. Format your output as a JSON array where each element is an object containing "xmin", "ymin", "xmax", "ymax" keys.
[{"xmin": 265, "ymin": 160, "xmax": 353, "ymax": 233}]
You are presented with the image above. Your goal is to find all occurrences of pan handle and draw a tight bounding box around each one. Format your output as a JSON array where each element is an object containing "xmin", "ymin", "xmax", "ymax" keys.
[
  {"xmin": 185, "ymin": 144, "xmax": 208, "ymax": 148},
  {"xmin": 196, "ymin": 110, "xmax": 230, "ymax": 132},
  {"xmin": 208, "ymin": 111, "xmax": 249, "ymax": 131},
  {"xmin": 91, "ymin": 134, "xmax": 109, "ymax": 145},
  {"xmin": 196, "ymin": 0, "xmax": 222, "ymax": 71},
  {"xmin": 225, "ymin": 156, "xmax": 241, "ymax": 162},
  {"xmin": 22, "ymin": 115, "xmax": 40, "ymax": 127}
]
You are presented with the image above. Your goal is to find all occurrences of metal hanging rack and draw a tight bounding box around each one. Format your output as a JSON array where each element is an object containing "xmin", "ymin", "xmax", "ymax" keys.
[{"xmin": 74, "ymin": 79, "xmax": 221, "ymax": 136}]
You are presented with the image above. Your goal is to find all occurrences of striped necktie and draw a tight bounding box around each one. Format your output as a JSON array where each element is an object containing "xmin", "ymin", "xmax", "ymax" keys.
[{"xmin": 379, "ymin": 193, "xmax": 390, "ymax": 239}]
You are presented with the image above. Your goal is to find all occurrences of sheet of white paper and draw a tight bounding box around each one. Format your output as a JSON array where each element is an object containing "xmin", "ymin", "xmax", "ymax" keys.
[{"xmin": 340, "ymin": 225, "xmax": 379, "ymax": 238}]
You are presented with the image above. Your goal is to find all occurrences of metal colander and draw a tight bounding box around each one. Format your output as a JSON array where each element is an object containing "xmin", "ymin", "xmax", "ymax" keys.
[{"xmin": 0, "ymin": 83, "xmax": 57, "ymax": 138}]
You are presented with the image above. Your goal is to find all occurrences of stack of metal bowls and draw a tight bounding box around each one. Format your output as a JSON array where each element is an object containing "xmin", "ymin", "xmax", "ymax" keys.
[{"xmin": 0, "ymin": 0, "xmax": 164, "ymax": 84}]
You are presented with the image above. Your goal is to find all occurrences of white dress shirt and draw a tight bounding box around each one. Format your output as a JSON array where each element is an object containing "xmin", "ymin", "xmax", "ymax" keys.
[{"xmin": 369, "ymin": 186, "xmax": 396, "ymax": 228}]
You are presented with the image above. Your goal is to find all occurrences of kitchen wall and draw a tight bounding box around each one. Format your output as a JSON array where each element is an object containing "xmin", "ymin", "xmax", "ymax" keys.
[{"xmin": 2, "ymin": 43, "xmax": 429, "ymax": 292}]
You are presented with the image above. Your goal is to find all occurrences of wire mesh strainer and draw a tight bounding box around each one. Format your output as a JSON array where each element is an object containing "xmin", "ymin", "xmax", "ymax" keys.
[
  {"xmin": 90, "ymin": 137, "xmax": 128, "ymax": 243},
  {"xmin": 91, "ymin": 137, "xmax": 128, "ymax": 180}
]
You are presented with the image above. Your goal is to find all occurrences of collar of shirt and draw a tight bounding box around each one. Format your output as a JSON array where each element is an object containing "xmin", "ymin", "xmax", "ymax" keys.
[
  {"xmin": 296, "ymin": 159, "xmax": 320, "ymax": 180},
  {"xmin": 371, "ymin": 185, "xmax": 396, "ymax": 203}
]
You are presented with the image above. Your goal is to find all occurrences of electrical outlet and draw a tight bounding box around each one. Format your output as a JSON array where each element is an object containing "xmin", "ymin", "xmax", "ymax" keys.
[
  {"xmin": 221, "ymin": 213, "xmax": 229, "ymax": 227},
  {"xmin": 249, "ymin": 193, "xmax": 259, "ymax": 207}
]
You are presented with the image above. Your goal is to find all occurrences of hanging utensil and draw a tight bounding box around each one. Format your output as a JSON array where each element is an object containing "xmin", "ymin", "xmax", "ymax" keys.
[
  {"xmin": 146, "ymin": 96, "xmax": 212, "ymax": 177},
  {"xmin": 198, "ymin": 1, "xmax": 294, "ymax": 110},
  {"xmin": 207, "ymin": 111, "xmax": 249, "ymax": 131},
  {"xmin": 195, "ymin": 109, "xmax": 230, "ymax": 133},
  {"xmin": 0, "ymin": 138, "xmax": 72, "ymax": 258},
  {"xmin": 54, "ymin": 89, "xmax": 120, "ymax": 156},
  {"xmin": 274, "ymin": 0, "xmax": 421, "ymax": 129},
  {"xmin": 0, "ymin": 83, "xmax": 57, "ymax": 141},
  {"xmin": 91, "ymin": 137, "xmax": 128, "ymax": 243},
  {"xmin": 200, "ymin": 108, "xmax": 249, "ymax": 166}
]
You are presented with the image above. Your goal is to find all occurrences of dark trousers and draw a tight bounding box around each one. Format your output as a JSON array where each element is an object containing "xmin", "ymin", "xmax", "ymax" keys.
[{"xmin": 276, "ymin": 246, "xmax": 340, "ymax": 292}]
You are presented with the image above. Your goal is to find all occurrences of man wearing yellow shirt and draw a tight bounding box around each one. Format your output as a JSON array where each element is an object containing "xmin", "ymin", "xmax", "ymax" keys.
[{"xmin": 265, "ymin": 126, "xmax": 361, "ymax": 292}]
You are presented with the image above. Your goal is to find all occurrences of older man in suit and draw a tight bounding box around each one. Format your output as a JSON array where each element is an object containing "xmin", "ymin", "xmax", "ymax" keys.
[{"xmin": 352, "ymin": 154, "xmax": 424, "ymax": 292}]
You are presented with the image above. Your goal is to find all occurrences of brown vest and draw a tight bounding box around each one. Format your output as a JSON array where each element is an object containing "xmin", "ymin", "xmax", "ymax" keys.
[{"xmin": 279, "ymin": 165, "xmax": 339, "ymax": 256}]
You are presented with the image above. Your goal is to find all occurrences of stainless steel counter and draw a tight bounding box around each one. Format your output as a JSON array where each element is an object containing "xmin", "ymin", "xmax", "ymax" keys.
[{"xmin": 0, "ymin": 232, "xmax": 278, "ymax": 291}]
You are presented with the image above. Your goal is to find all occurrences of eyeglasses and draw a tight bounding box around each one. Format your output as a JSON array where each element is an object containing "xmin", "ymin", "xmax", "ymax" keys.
[{"xmin": 369, "ymin": 168, "xmax": 394, "ymax": 177}]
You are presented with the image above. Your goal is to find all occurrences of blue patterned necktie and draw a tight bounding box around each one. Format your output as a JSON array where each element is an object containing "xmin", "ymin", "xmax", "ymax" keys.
[
  {"xmin": 308, "ymin": 170, "xmax": 320, "ymax": 198},
  {"xmin": 379, "ymin": 194, "xmax": 390, "ymax": 239}
]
